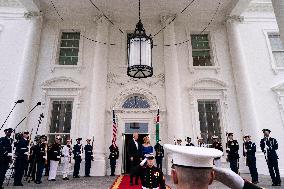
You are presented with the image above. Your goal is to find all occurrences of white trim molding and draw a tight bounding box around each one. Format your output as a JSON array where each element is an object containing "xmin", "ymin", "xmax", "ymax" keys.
[
  {"xmin": 263, "ymin": 29, "xmax": 284, "ymax": 74},
  {"xmin": 50, "ymin": 23, "xmax": 85, "ymax": 72},
  {"xmin": 189, "ymin": 78, "xmax": 228, "ymax": 145},
  {"xmin": 272, "ymin": 82, "xmax": 284, "ymax": 126},
  {"xmin": 40, "ymin": 77, "xmax": 84, "ymax": 139}
]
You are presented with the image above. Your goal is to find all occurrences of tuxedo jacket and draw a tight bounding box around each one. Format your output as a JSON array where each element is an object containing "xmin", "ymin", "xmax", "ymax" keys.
[{"xmin": 127, "ymin": 139, "xmax": 142, "ymax": 159}]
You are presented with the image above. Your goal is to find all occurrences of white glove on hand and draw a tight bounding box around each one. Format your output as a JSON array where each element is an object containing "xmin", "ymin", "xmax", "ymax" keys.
[
  {"xmin": 7, "ymin": 153, "xmax": 13, "ymax": 157},
  {"xmin": 24, "ymin": 152, "xmax": 29, "ymax": 156},
  {"xmin": 213, "ymin": 167, "xmax": 244, "ymax": 189},
  {"xmin": 140, "ymin": 158, "xmax": 147, "ymax": 166}
]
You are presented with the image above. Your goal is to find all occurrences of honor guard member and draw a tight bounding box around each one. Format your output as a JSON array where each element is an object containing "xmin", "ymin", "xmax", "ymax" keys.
[
  {"xmin": 211, "ymin": 135, "xmax": 223, "ymax": 167},
  {"xmin": 62, "ymin": 139, "xmax": 72, "ymax": 180},
  {"xmin": 0, "ymin": 128, "xmax": 13, "ymax": 189},
  {"xmin": 165, "ymin": 145, "xmax": 263, "ymax": 189},
  {"xmin": 48, "ymin": 135, "xmax": 61, "ymax": 181},
  {"xmin": 176, "ymin": 138, "xmax": 182, "ymax": 146},
  {"xmin": 35, "ymin": 135, "xmax": 47, "ymax": 184},
  {"xmin": 226, "ymin": 133, "xmax": 239, "ymax": 174},
  {"xmin": 27, "ymin": 135, "xmax": 41, "ymax": 182},
  {"xmin": 13, "ymin": 130, "xmax": 29, "ymax": 186},
  {"xmin": 185, "ymin": 137, "xmax": 194, "ymax": 146},
  {"xmin": 108, "ymin": 143, "xmax": 119, "ymax": 176},
  {"xmin": 73, "ymin": 138, "xmax": 82, "ymax": 178},
  {"xmin": 138, "ymin": 153, "xmax": 166, "ymax": 189},
  {"xmin": 260, "ymin": 129, "xmax": 281, "ymax": 186},
  {"xmin": 154, "ymin": 140, "xmax": 164, "ymax": 170},
  {"xmin": 243, "ymin": 135, "xmax": 258, "ymax": 184},
  {"xmin": 198, "ymin": 137, "xmax": 207, "ymax": 147},
  {"xmin": 84, "ymin": 139, "xmax": 93, "ymax": 177}
]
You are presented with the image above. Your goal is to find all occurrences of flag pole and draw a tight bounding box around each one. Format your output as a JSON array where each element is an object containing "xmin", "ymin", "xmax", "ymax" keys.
[{"xmin": 156, "ymin": 106, "xmax": 160, "ymax": 144}]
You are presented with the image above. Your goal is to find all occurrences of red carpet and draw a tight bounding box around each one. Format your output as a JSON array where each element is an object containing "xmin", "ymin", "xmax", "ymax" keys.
[{"xmin": 110, "ymin": 175, "xmax": 171, "ymax": 189}]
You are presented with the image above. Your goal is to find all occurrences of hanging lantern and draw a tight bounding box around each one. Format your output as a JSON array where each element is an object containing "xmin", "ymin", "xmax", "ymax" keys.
[{"xmin": 127, "ymin": 0, "xmax": 153, "ymax": 78}]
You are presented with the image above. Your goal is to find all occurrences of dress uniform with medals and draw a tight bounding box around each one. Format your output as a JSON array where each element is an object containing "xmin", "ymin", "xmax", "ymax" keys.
[
  {"xmin": 260, "ymin": 129, "xmax": 281, "ymax": 186},
  {"xmin": 48, "ymin": 135, "xmax": 61, "ymax": 181},
  {"xmin": 14, "ymin": 131, "xmax": 29, "ymax": 186},
  {"xmin": 226, "ymin": 133, "xmax": 239, "ymax": 174},
  {"xmin": 243, "ymin": 135, "xmax": 258, "ymax": 184},
  {"xmin": 138, "ymin": 153, "xmax": 166, "ymax": 189},
  {"xmin": 0, "ymin": 128, "xmax": 13, "ymax": 189},
  {"xmin": 108, "ymin": 144, "xmax": 119, "ymax": 176},
  {"xmin": 35, "ymin": 135, "xmax": 47, "ymax": 184},
  {"xmin": 73, "ymin": 138, "xmax": 82, "ymax": 178},
  {"xmin": 165, "ymin": 144, "xmax": 264, "ymax": 189},
  {"xmin": 84, "ymin": 139, "xmax": 93, "ymax": 177},
  {"xmin": 211, "ymin": 135, "xmax": 223, "ymax": 167},
  {"xmin": 154, "ymin": 141, "xmax": 164, "ymax": 170}
]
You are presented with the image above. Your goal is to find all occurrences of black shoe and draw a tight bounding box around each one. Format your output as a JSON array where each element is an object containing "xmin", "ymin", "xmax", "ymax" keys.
[
  {"xmin": 135, "ymin": 182, "xmax": 139, "ymax": 185},
  {"xmin": 62, "ymin": 177, "xmax": 69, "ymax": 180},
  {"xmin": 73, "ymin": 175, "xmax": 80, "ymax": 178},
  {"xmin": 130, "ymin": 183, "xmax": 133, "ymax": 186},
  {"xmin": 110, "ymin": 174, "xmax": 115, "ymax": 176},
  {"xmin": 252, "ymin": 181, "xmax": 258, "ymax": 184},
  {"xmin": 272, "ymin": 183, "xmax": 277, "ymax": 186},
  {"xmin": 35, "ymin": 181, "xmax": 41, "ymax": 184},
  {"xmin": 84, "ymin": 175, "xmax": 91, "ymax": 177}
]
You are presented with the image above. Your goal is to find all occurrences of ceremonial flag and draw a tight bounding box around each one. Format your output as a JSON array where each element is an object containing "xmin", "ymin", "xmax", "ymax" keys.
[
  {"xmin": 112, "ymin": 108, "xmax": 117, "ymax": 146},
  {"xmin": 156, "ymin": 107, "xmax": 160, "ymax": 143}
]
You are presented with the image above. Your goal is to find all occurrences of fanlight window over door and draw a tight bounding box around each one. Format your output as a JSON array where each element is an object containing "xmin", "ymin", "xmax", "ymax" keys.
[{"xmin": 122, "ymin": 95, "xmax": 150, "ymax": 108}]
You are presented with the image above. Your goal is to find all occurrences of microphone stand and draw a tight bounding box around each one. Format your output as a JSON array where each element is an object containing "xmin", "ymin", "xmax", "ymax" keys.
[
  {"xmin": 14, "ymin": 102, "xmax": 41, "ymax": 132},
  {"xmin": 35, "ymin": 113, "xmax": 44, "ymax": 135},
  {"xmin": 0, "ymin": 99, "xmax": 24, "ymax": 131}
]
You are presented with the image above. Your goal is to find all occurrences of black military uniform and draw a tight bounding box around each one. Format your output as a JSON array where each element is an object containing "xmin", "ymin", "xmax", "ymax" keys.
[
  {"xmin": 185, "ymin": 137, "xmax": 195, "ymax": 146},
  {"xmin": 154, "ymin": 142, "xmax": 164, "ymax": 170},
  {"xmin": 108, "ymin": 144, "xmax": 119, "ymax": 176},
  {"xmin": 260, "ymin": 129, "xmax": 281, "ymax": 186},
  {"xmin": 48, "ymin": 138, "xmax": 61, "ymax": 181},
  {"xmin": 73, "ymin": 138, "xmax": 82, "ymax": 178},
  {"xmin": 0, "ymin": 128, "xmax": 13, "ymax": 189},
  {"xmin": 226, "ymin": 133, "xmax": 239, "ymax": 174},
  {"xmin": 138, "ymin": 154, "xmax": 166, "ymax": 189},
  {"xmin": 84, "ymin": 139, "xmax": 93, "ymax": 177},
  {"xmin": 14, "ymin": 131, "xmax": 29, "ymax": 186},
  {"xmin": 212, "ymin": 136, "xmax": 223, "ymax": 167},
  {"xmin": 27, "ymin": 137, "xmax": 40, "ymax": 182},
  {"xmin": 35, "ymin": 135, "xmax": 47, "ymax": 184},
  {"xmin": 243, "ymin": 136, "xmax": 258, "ymax": 184}
]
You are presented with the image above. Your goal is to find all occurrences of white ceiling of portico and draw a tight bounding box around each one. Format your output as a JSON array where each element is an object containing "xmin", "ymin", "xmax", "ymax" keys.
[{"xmin": 39, "ymin": 0, "xmax": 236, "ymax": 24}]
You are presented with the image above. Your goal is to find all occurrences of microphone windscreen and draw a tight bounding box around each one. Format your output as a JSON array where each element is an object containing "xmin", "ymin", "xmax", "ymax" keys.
[
  {"xmin": 16, "ymin": 100, "xmax": 24, "ymax": 103},
  {"xmin": 37, "ymin": 102, "xmax": 42, "ymax": 106}
]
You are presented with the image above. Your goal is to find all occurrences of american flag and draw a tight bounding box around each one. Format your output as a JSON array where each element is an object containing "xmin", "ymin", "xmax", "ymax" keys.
[{"xmin": 112, "ymin": 108, "xmax": 117, "ymax": 146}]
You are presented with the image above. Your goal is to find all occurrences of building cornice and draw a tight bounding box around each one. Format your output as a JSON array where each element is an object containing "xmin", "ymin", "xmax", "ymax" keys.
[
  {"xmin": 246, "ymin": 2, "xmax": 273, "ymax": 12},
  {"xmin": 0, "ymin": 0, "xmax": 22, "ymax": 8}
]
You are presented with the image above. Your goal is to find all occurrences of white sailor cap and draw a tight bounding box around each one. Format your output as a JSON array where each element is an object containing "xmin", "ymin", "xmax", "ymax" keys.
[{"xmin": 165, "ymin": 144, "xmax": 223, "ymax": 168}]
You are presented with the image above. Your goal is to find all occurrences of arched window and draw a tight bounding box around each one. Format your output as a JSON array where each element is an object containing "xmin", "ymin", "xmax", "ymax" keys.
[{"xmin": 122, "ymin": 95, "xmax": 150, "ymax": 108}]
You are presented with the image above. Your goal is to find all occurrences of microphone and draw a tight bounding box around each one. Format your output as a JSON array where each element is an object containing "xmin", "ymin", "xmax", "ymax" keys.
[
  {"xmin": 16, "ymin": 99, "xmax": 24, "ymax": 103},
  {"xmin": 36, "ymin": 102, "xmax": 41, "ymax": 106},
  {"xmin": 40, "ymin": 113, "xmax": 44, "ymax": 118},
  {"xmin": 0, "ymin": 99, "xmax": 25, "ymax": 131}
]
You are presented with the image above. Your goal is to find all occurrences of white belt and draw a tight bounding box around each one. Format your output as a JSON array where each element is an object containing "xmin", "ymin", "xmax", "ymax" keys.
[{"xmin": 142, "ymin": 187, "xmax": 158, "ymax": 189}]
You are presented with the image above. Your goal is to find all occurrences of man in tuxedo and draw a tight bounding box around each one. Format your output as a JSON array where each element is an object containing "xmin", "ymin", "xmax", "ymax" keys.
[{"xmin": 127, "ymin": 132, "xmax": 142, "ymax": 186}]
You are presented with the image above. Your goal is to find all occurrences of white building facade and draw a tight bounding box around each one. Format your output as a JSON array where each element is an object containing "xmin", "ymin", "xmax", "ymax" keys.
[{"xmin": 0, "ymin": 0, "xmax": 284, "ymax": 176}]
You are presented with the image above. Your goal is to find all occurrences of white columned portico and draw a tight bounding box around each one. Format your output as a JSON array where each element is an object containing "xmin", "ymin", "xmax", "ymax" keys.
[
  {"xmin": 226, "ymin": 17, "xmax": 260, "ymax": 139},
  {"xmin": 10, "ymin": 12, "xmax": 43, "ymax": 131},
  {"xmin": 271, "ymin": 0, "xmax": 284, "ymax": 42},
  {"xmin": 162, "ymin": 15, "xmax": 184, "ymax": 142},
  {"xmin": 88, "ymin": 16, "xmax": 109, "ymax": 176}
]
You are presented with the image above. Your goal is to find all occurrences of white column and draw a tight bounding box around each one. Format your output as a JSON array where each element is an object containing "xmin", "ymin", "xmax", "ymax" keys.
[
  {"xmin": 162, "ymin": 15, "xmax": 184, "ymax": 142},
  {"xmin": 271, "ymin": 0, "xmax": 284, "ymax": 42},
  {"xmin": 10, "ymin": 12, "xmax": 43, "ymax": 131},
  {"xmin": 226, "ymin": 17, "xmax": 260, "ymax": 138},
  {"xmin": 88, "ymin": 17, "xmax": 109, "ymax": 176}
]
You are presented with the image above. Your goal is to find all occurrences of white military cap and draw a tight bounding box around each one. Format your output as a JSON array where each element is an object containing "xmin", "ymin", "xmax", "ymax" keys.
[{"xmin": 165, "ymin": 144, "xmax": 223, "ymax": 168}]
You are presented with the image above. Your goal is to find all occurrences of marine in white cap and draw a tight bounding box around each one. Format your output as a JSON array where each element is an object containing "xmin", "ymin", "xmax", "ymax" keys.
[
  {"xmin": 165, "ymin": 144, "xmax": 264, "ymax": 189},
  {"xmin": 62, "ymin": 139, "xmax": 72, "ymax": 180}
]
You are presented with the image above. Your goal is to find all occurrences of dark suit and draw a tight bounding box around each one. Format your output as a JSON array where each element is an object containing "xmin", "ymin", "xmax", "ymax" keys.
[
  {"xmin": 260, "ymin": 137, "xmax": 281, "ymax": 185},
  {"xmin": 0, "ymin": 136, "xmax": 13, "ymax": 187},
  {"xmin": 226, "ymin": 140, "xmax": 239, "ymax": 174},
  {"xmin": 127, "ymin": 138, "xmax": 142, "ymax": 184}
]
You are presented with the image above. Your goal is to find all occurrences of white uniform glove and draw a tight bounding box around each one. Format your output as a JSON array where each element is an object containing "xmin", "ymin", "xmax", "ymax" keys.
[
  {"xmin": 140, "ymin": 158, "xmax": 147, "ymax": 166},
  {"xmin": 213, "ymin": 167, "xmax": 244, "ymax": 189}
]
